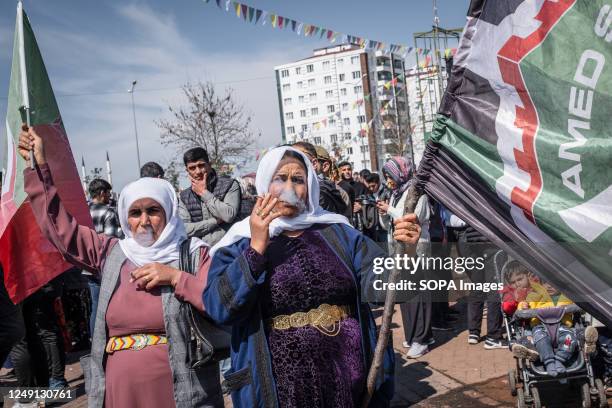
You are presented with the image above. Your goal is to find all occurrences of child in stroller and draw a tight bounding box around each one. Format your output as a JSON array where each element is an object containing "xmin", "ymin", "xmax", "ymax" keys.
[
  {"xmin": 514, "ymin": 279, "xmax": 598, "ymax": 376},
  {"xmin": 496, "ymin": 253, "xmax": 608, "ymax": 407}
]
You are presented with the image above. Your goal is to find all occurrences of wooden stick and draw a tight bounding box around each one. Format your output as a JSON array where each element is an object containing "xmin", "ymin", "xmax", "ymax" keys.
[{"xmin": 361, "ymin": 184, "xmax": 422, "ymax": 407}]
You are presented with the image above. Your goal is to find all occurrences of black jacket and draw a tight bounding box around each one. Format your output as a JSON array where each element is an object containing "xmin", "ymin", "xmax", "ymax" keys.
[{"xmin": 318, "ymin": 178, "xmax": 348, "ymax": 215}]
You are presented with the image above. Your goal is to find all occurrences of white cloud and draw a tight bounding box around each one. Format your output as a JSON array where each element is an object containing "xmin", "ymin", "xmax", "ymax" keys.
[{"xmin": 3, "ymin": 3, "xmax": 313, "ymax": 190}]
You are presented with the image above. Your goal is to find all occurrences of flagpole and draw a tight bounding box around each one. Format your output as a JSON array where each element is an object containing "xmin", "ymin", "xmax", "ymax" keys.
[{"xmin": 17, "ymin": 1, "xmax": 34, "ymax": 170}]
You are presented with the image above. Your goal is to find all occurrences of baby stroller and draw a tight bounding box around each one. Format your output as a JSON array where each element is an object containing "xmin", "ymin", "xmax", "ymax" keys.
[{"xmin": 494, "ymin": 251, "xmax": 608, "ymax": 408}]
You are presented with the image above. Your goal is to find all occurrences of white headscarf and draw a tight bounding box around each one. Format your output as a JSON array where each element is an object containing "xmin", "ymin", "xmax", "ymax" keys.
[
  {"xmin": 210, "ymin": 146, "xmax": 351, "ymax": 256},
  {"xmin": 118, "ymin": 177, "xmax": 206, "ymax": 267}
]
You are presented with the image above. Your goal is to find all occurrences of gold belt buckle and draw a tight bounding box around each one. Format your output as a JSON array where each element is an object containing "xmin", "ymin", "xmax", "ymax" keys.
[{"xmin": 131, "ymin": 334, "xmax": 147, "ymax": 351}]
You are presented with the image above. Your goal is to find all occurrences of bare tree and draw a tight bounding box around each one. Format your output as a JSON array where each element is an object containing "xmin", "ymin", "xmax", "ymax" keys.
[
  {"xmin": 157, "ymin": 81, "xmax": 257, "ymax": 168},
  {"xmin": 83, "ymin": 167, "xmax": 103, "ymax": 187},
  {"xmin": 164, "ymin": 160, "xmax": 181, "ymax": 192}
]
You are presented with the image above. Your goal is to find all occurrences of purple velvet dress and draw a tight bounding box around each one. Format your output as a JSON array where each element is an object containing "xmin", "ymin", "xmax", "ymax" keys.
[{"xmin": 255, "ymin": 228, "xmax": 365, "ymax": 408}]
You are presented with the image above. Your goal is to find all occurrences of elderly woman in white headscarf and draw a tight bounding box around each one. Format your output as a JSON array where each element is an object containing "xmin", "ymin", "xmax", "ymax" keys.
[
  {"xmin": 19, "ymin": 127, "xmax": 223, "ymax": 408},
  {"xmin": 204, "ymin": 146, "xmax": 422, "ymax": 408}
]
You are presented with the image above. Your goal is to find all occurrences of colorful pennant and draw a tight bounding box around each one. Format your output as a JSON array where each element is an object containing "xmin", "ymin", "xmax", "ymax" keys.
[{"xmin": 208, "ymin": 1, "xmax": 426, "ymax": 56}]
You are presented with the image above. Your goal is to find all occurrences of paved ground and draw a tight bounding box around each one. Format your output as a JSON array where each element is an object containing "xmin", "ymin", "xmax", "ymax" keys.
[{"xmin": 2, "ymin": 300, "xmax": 610, "ymax": 407}]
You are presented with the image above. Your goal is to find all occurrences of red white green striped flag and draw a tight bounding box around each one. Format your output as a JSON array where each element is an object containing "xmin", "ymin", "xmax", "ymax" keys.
[
  {"xmin": 1, "ymin": 2, "xmax": 92, "ymax": 303},
  {"xmin": 419, "ymin": 0, "xmax": 612, "ymax": 324}
]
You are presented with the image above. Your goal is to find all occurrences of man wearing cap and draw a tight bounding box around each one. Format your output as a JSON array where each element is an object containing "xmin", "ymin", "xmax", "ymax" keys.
[{"xmin": 292, "ymin": 142, "xmax": 348, "ymax": 216}]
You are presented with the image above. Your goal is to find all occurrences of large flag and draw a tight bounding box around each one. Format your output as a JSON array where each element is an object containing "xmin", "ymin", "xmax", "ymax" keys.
[
  {"xmin": 419, "ymin": 0, "xmax": 612, "ymax": 324},
  {"xmin": 0, "ymin": 2, "xmax": 92, "ymax": 303}
]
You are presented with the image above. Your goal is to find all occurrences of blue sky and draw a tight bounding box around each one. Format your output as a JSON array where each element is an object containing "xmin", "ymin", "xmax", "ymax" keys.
[{"xmin": 0, "ymin": 0, "xmax": 469, "ymax": 190}]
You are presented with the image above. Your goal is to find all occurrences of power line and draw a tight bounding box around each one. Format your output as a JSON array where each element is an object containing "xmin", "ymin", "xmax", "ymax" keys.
[{"xmin": 0, "ymin": 75, "xmax": 275, "ymax": 100}]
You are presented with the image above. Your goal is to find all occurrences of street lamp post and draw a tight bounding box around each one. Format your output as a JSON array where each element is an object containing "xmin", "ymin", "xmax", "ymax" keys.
[{"xmin": 128, "ymin": 80, "xmax": 142, "ymax": 172}]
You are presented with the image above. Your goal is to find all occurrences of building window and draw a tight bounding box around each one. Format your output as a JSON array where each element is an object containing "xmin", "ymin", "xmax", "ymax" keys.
[
  {"xmin": 352, "ymin": 70, "xmax": 361, "ymax": 79},
  {"xmin": 314, "ymin": 136, "xmax": 322, "ymax": 144},
  {"xmin": 339, "ymin": 73, "xmax": 345, "ymax": 82},
  {"xmin": 322, "ymin": 61, "xmax": 330, "ymax": 70},
  {"xmin": 311, "ymin": 107, "xmax": 318, "ymax": 115},
  {"xmin": 354, "ymin": 85, "xmax": 362, "ymax": 94},
  {"xmin": 287, "ymin": 126, "xmax": 295, "ymax": 133},
  {"xmin": 306, "ymin": 64, "xmax": 314, "ymax": 73},
  {"xmin": 284, "ymin": 98, "xmax": 292, "ymax": 106},
  {"xmin": 309, "ymin": 92, "xmax": 317, "ymax": 101},
  {"xmin": 340, "ymin": 88, "xmax": 347, "ymax": 96},
  {"xmin": 295, "ymin": 67, "xmax": 302, "ymax": 75},
  {"xmin": 297, "ymin": 81, "xmax": 303, "ymax": 89},
  {"xmin": 347, "ymin": 147, "xmax": 354, "ymax": 155},
  {"xmin": 282, "ymin": 84, "xmax": 290, "ymax": 92},
  {"xmin": 327, "ymin": 105, "xmax": 335, "ymax": 113},
  {"xmin": 377, "ymin": 71, "xmax": 392, "ymax": 81},
  {"xmin": 324, "ymin": 75, "xmax": 332, "ymax": 84},
  {"xmin": 308, "ymin": 78, "xmax": 316, "ymax": 87},
  {"xmin": 376, "ymin": 57, "xmax": 390, "ymax": 66},
  {"xmin": 360, "ymin": 145, "xmax": 369, "ymax": 153},
  {"xmin": 300, "ymin": 109, "xmax": 307, "ymax": 118},
  {"xmin": 298, "ymin": 95, "xmax": 305, "ymax": 103},
  {"xmin": 301, "ymin": 124, "xmax": 308, "ymax": 132},
  {"xmin": 330, "ymin": 134, "xmax": 338, "ymax": 143},
  {"xmin": 281, "ymin": 69, "xmax": 289, "ymax": 78},
  {"xmin": 351, "ymin": 56, "xmax": 360, "ymax": 64},
  {"xmin": 337, "ymin": 58, "xmax": 344, "ymax": 65},
  {"xmin": 393, "ymin": 59, "xmax": 403, "ymax": 69},
  {"xmin": 342, "ymin": 103, "xmax": 349, "ymax": 111},
  {"xmin": 358, "ymin": 115, "xmax": 366, "ymax": 123},
  {"xmin": 285, "ymin": 112, "xmax": 293, "ymax": 120},
  {"xmin": 343, "ymin": 117, "xmax": 350, "ymax": 125},
  {"xmin": 344, "ymin": 132, "xmax": 351, "ymax": 139},
  {"xmin": 329, "ymin": 118, "xmax": 336, "ymax": 126},
  {"xmin": 325, "ymin": 90, "xmax": 334, "ymax": 98}
]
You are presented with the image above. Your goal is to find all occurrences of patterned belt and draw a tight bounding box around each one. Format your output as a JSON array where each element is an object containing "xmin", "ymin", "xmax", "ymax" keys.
[
  {"xmin": 105, "ymin": 334, "xmax": 168, "ymax": 354},
  {"xmin": 269, "ymin": 304, "xmax": 350, "ymax": 337}
]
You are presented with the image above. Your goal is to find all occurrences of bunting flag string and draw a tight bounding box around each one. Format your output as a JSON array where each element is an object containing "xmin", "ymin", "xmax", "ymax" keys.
[{"xmin": 204, "ymin": 0, "xmax": 426, "ymax": 57}]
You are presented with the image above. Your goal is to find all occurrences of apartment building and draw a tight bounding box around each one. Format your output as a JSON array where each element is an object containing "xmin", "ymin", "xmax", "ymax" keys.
[{"xmin": 274, "ymin": 44, "xmax": 410, "ymax": 172}]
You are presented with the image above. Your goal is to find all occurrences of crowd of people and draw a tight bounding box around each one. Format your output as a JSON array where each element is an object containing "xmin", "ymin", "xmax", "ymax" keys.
[{"xmin": 0, "ymin": 127, "xmax": 610, "ymax": 407}]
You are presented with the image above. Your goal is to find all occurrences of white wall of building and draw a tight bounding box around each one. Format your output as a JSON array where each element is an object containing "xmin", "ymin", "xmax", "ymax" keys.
[{"xmin": 274, "ymin": 44, "xmax": 410, "ymax": 172}]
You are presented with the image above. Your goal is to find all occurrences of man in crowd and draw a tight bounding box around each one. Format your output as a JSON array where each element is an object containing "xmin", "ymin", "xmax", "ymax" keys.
[
  {"xmin": 179, "ymin": 147, "xmax": 241, "ymax": 246},
  {"xmin": 337, "ymin": 161, "xmax": 368, "ymax": 210},
  {"xmin": 292, "ymin": 141, "xmax": 347, "ymax": 216},
  {"xmin": 140, "ymin": 161, "xmax": 165, "ymax": 179},
  {"xmin": 337, "ymin": 161, "xmax": 370, "ymax": 231},
  {"xmin": 9, "ymin": 276, "xmax": 69, "ymax": 390},
  {"xmin": 364, "ymin": 173, "xmax": 388, "ymax": 246},
  {"xmin": 85, "ymin": 179, "xmax": 123, "ymax": 337}
]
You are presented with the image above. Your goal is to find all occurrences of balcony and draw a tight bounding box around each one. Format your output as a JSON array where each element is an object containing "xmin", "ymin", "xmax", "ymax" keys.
[{"xmin": 376, "ymin": 65, "xmax": 392, "ymax": 73}]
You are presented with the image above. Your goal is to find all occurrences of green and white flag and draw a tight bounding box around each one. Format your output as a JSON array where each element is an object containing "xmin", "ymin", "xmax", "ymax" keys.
[{"xmin": 421, "ymin": 0, "xmax": 612, "ymax": 323}]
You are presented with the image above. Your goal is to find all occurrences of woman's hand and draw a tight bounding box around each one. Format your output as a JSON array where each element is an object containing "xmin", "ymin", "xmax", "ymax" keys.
[
  {"xmin": 130, "ymin": 263, "xmax": 182, "ymax": 290},
  {"xmin": 250, "ymin": 193, "xmax": 282, "ymax": 255},
  {"xmin": 17, "ymin": 124, "xmax": 46, "ymax": 166},
  {"xmin": 376, "ymin": 200, "xmax": 389, "ymax": 215},
  {"xmin": 393, "ymin": 214, "xmax": 421, "ymax": 245}
]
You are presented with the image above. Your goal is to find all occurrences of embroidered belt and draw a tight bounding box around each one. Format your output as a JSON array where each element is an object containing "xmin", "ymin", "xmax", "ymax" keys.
[
  {"xmin": 105, "ymin": 334, "xmax": 168, "ymax": 353},
  {"xmin": 269, "ymin": 304, "xmax": 350, "ymax": 337}
]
